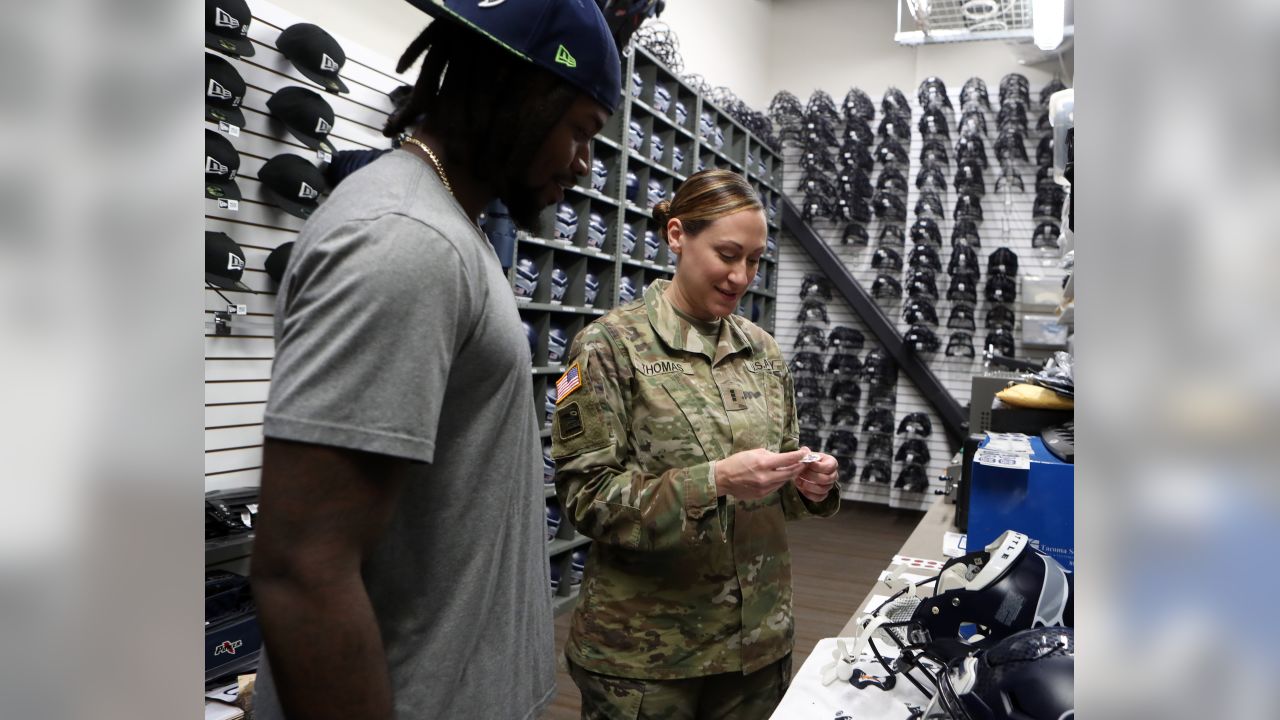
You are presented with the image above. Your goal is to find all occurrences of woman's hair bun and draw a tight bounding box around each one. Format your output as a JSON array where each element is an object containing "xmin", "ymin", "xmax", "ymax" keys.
[{"xmin": 653, "ymin": 200, "xmax": 673, "ymax": 225}]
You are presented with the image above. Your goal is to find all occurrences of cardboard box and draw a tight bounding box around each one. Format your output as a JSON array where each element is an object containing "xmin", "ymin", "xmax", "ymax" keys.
[{"xmin": 967, "ymin": 435, "xmax": 1074, "ymax": 570}]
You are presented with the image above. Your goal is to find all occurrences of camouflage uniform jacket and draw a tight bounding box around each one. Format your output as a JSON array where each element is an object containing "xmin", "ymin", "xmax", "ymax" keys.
[{"xmin": 552, "ymin": 280, "xmax": 839, "ymax": 680}]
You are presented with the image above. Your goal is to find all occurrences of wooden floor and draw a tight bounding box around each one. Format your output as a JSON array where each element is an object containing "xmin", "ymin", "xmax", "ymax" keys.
[{"xmin": 542, "ymin": 501, "xmax": 925, "ymax": 719}]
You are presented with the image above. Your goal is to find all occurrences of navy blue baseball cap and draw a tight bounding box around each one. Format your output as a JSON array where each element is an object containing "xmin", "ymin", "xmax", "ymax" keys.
[{"xmin": 405, "ymin": 0, "xmax": 622, "ymax": 114}]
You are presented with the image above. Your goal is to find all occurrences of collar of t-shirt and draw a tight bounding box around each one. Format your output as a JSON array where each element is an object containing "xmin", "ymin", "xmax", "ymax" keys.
[{"xmin": 670, "ymin": 303, "xmax": 722, "ymax": 340}]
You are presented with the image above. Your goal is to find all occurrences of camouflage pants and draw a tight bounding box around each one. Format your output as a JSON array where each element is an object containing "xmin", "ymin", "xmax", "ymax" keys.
[{"xmin": 568, "ymin": 654, "xmax": 792, "ymax": 720}]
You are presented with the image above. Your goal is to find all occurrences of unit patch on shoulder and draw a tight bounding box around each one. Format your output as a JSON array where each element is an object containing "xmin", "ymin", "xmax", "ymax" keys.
[{"xmin": 555, "ymin": 363, "xmax": 582, "ymax": 404}]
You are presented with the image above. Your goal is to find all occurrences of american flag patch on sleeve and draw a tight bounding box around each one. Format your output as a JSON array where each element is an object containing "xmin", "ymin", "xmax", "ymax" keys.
[{"xmin": 555, "ymin": 363, "xmax": 582, "ymax": 404}]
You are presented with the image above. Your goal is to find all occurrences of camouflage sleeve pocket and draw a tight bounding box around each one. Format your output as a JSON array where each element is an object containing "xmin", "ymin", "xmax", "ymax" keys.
[{"xmin": 551, "ymin": 391, "xmax": 612, "ymax": 459}]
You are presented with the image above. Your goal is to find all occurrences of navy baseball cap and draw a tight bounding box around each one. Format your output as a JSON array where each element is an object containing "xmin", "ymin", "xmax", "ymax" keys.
[{"xmin": 405, "ymin": 0, "xmax": 622, "ymax": 114}]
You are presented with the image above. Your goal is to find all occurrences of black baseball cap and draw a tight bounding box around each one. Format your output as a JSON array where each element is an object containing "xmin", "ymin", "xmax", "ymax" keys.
[
  {"xmin": 205, "ymin": 53, "xmax": 246, "ymax": 128},
  {"xmin": 276, "ymin": 23, "xmax": 350, "ymax": 94},
  {"xmin": 267, "ymin": 86, "xmax": 336, "ymax": 155},
  {"xmin": 206, "ymin": 232, "xmax": 252, "ymax": 291},
  {"xmin": 206, "ymin": 0, "xmax": 255, "ymax": 58},
  {"xmin": 264, "ymin": 242, "xmax": 294, "ymax": 284},
  {"xmin": 259, "ymin": 154, "xmax": 329, "ymax": 219},
  {"xmin": 205, "ymin": 129, "xmax": 241, "ymax": 201},
  {"xmin": 405, "ymin": 0, "xmax": 622, "ymax": 114}
]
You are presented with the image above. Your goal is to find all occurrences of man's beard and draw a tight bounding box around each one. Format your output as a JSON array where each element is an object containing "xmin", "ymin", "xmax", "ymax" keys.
[{"xmin": 500, "ymin": 179, "xmax": 549, "ymax": 236}]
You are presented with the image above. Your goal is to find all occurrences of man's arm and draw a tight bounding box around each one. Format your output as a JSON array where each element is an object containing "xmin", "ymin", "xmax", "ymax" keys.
[{"xmin": 250, "ymin": 438, "xmax": 410, "ymax": 720}]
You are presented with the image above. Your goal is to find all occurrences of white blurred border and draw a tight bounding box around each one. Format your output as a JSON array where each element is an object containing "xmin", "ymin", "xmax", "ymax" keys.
[{"xmin": 0, "ymin": 1, "xmax": 203, "ymax": 717}]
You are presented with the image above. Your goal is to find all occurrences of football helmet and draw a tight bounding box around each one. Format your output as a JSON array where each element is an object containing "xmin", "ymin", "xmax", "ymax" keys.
[
  {"xmin": 652, "ymin": 82, "xmax": 671, "ymax": 112},
  {"xmin": 627, "ymin": 119, "xmax": 644, "ymax": 150},
  {"xmin": 620, "ymin": 223, "xmax": 638, "ymax": 256},
  {"xmin": 585, "ymin": 212, "xmax": 608, "ymax": 249},
  {"xmin": 618, "ymin": 275, "xmax": 639, "ymax": 303},
  {"xmin": 673, "ymin": 100, "xmax": 688, "ymax": 127},
  {"xmin": 547, "ymin": 324, "xmax": 569, "ymax": 363},
  {"xmin": 649, "ymin": 134, "xmax": 664, "ymax": 162},
  {"xmin": 549, "ymin": 266, "xmax": 569, "ymax": 303},
  {"xmin": 822, "ymin": 530, "xmax": 1073, "ymax": 702},
  {"xmin": 643, "ymin": 229, "xmax": 660, "ymax": 261},
  {"xmin": 934, "ymin": 626, "xmax": 1075, "ymax": 720},
  {"xmin": 514, "ymin": 255, "xmax": 539, "ymax": 299},
  {"xmin": 646, "ymin": 178, "xmax": 666, "ymax": 208},
  {"xmin": 591, "ymin": 157, "xmax": 608, "ymax": 192},
  {"xmin": 554, "ymin": 202, "xmax": 578, "ymax": 241}
]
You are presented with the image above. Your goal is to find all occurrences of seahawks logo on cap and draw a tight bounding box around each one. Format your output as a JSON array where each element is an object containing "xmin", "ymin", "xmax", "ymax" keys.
[
  {"xmin": 227, "ymin": 253, "xmax": 245, "ymax": 271},
  {"xmin": 214, "ymin": 8, "xmax": 240, "ymax": 30},
  {"xmin": 207, "ymin": 79, "xmax": 232, "ymax": 101},
  {"xmin": 320, "ymin": 53, "xmax": 340, "ymax": 72},
  {"xmin": 298, "ymin": 182, "xmax": 319, "ymax": 200},
  {"xmin": 205, "ymin": 156, "xmax": 229, "ymax": 176},
  {"xmin": 315, "ymin": 117, "xmax": 331, "ymax": 134}
]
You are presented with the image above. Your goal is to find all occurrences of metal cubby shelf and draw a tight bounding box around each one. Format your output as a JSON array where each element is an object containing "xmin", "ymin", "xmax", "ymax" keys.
[{"xmin": 518, "ymin": 44, "xmax": 783, "ymax": 616}]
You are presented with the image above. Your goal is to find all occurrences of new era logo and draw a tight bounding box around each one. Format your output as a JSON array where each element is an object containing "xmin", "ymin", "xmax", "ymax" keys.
[
  {"xmin": 555, "ymin": 45, "xmax": 576, "ymax": 68},
  {"xmin": 214, "ymin": 8, "xmax": 240, "ymax": 30},
  {"xmin": 298, "ymin": 182, "xmax": 319, "ymax": 200},
  {"xmin": 207, "ymin": 79, "xmax": 232, "ymax": 101},
  {"xmin": 320, "ymin": 53, "xmax": 340, "ymax": 73},
  {"xmin": 227, "ymin": 253, "xmax": 245, "ymax": 271},
  {"xmin": 315, "ymin": 117, "xmax": 331, "ymax": 134},
  {"xmin": 206, "ymin": 156, "xmax": 229, "ymax": 176}
]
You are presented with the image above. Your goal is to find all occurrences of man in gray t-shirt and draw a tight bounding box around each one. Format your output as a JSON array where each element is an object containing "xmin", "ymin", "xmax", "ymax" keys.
[{"xmin": 249, "ymin": 2, "xmax": 621, "ymax": 718}]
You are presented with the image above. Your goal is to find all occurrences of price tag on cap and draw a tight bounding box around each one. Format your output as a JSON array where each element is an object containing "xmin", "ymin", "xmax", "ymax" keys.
[
  {"xmin": 218, "ymin": 121, "xmax": 240, "ymax": 137},
  {"xmin": 801, "ymin": 452, "xmax": 821, "ymax": 463}
]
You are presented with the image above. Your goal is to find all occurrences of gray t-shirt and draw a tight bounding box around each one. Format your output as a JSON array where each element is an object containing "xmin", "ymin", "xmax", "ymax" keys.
[{"xmin": 257, "ymin": 149, "xmax": 555, "ymax": 719}]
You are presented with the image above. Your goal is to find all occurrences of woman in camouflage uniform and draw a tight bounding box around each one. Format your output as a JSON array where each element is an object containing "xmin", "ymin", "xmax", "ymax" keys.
[{"xmin": 551, "ymin": 169, "xmax": 841, "ymax": 719}]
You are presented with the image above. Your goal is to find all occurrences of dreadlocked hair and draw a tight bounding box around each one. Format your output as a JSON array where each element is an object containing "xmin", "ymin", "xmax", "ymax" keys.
[{"xmin": 385, "ymin": 22, "xmax": 581, "ymax": 188}]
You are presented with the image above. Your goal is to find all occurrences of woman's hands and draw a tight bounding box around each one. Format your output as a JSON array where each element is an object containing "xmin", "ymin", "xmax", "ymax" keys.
[
  {"xmin": 714, "ymin": 447, "xmax": 838, "ymax": 501},
  {"xmin": 792, "ymin": 452, "xmax": 839, "ymax": 503}
]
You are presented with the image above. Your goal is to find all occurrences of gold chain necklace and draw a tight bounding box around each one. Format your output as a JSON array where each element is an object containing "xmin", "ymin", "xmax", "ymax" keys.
[{"xmin": 402, "ymin": 136, "xmax": 452, "ymax": 196}]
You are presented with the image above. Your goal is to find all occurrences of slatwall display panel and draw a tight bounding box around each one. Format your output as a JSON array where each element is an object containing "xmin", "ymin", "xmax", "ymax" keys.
[
  {"xmin": 774, "ymin": 230, "xmax": 942, "ymax": 512},
  {"xmin": 204, "ymin": 1, "xmax": 413, "ymax": 492},
  {"xmin": 776, "ymin": 83, "xmax": 1069, "ymax": 414}
]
